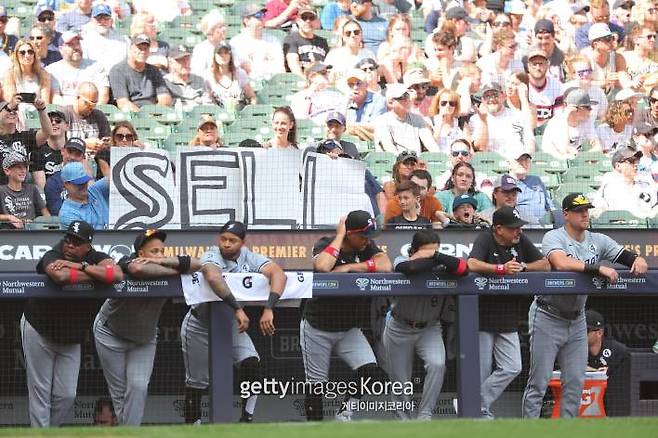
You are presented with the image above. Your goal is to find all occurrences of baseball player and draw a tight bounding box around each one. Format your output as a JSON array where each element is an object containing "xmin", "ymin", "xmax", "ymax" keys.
[
  {"xmin": 302, "ymin": 210, "xmax": 392, "ymax": 421},
  {"xmin": 181, "ymin": 221, "xmax": 287, "ymax": 423},
  {"xmin": 522, "ymin": 193, "xmax": 648, "ymax": 418},
  {"xmin": 384, "ymin": 229, "xmax": 468, "ymax": 420},
  {"xmin": 467, "ymin": 207, "xmax": 550, "ymax": 419},
  {"xmin": 22, "ymin": 220, "xmax": 123, "ymax": 427},
  {"xmin": 93, "ymin": 229, "xmax": 201, "ymax": 425}
]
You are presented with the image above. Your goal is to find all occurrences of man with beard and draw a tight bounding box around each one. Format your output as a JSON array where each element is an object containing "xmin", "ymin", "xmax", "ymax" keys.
[{"xmin": 80, "ymin": 3, "xmax": 130, "ymax": 72}]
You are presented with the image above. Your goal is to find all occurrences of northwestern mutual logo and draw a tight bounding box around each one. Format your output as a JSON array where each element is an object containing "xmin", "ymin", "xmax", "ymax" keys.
[
  {"xmin": 474, "ymin": 277, "xmax": 488, "ymax": 290},
  {"xmin": 355, "ymin": 278, "xmax": 370, "ymax": 292}
]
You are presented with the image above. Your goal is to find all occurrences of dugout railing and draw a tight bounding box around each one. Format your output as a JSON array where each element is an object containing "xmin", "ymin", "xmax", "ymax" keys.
[{"xmin": 2, "ymin": 271, "xmax": 657, "ymax": 423}]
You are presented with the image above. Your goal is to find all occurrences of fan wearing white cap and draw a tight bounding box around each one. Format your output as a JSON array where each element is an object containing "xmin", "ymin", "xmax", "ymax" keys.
[
  {"xmin": 581, "ymin": 22, "xmax": 631, "ymax": 91},
  {"xmin": 574, "ymin": 0, "xmax": 626, "ymax": 49},
  {"xmin": 561, "ymin": 56, "xmax": 608, "ymax": 124}
]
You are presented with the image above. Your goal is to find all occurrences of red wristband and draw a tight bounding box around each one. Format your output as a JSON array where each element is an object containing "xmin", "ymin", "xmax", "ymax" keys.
[
  {"xmin": 69, "ymin": 268, "xmax": 78, "ymax": 284},
  {"xmin": 495, "ymin": 264, "xmax": 505, "ymax": 275},
  {"xmin": 105, "ymin": 264, "xmax": 114, "ymax": 283},
  {"xmin": 366, "ymin": 259, "xmax": 376, "ymax": 273},
  {"xmin": 323, "ymin": 245, "xmax": 339, "ymax": 258}
]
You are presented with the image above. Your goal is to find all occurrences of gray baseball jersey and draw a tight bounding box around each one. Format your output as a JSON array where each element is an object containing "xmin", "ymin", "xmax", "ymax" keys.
[
  {"xmin": 392, "ymin": 255, "xmax": 445, "ymax": 322},
  {"xmin": 541, "ymin": 228, "xmax": 623, "ymax": 312}
]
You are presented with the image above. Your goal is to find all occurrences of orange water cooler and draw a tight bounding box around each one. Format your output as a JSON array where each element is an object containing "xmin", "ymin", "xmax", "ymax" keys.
[{"xmin": 548, "ymin": 370, "xmax": 608, "ymax": 418}]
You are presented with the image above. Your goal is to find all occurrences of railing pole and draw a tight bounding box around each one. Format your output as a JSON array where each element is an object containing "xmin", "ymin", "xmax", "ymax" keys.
[
  {"xmin": 208, "ymin": 301, "xmax": 234, "ymax": 423},
  {"xmin": 456, "ymin": 294, "xmax": 481, "ymax": 418}
]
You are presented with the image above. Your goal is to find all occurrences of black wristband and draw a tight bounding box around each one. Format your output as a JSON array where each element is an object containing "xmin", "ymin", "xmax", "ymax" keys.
[
  {"xmin": 223, "ymin": 294, "xmax": 242, "ymax": 310},
  {"xmin": 177, "ymin": 255, "xmax": 191, "ymax": 273},
  {"xmin": 617, "ymin": 249, "xmax": 638, "ymax": 268},
  {"xmin": 266, "ymin": 292, "xmax": 281, "ymax": 309},
  {"xmin": 584, "ymin": 263, "xmax": 601, "ymax": 275}
]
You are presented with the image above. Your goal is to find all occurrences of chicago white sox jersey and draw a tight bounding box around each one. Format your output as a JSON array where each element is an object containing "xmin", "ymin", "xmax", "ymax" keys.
[
  {"xmin": 541, "ymin": 227, "xmax": 623, "ymax": 312},
  {"xmin": 391, "ymin": 256, "xmax": 445, "ymax": 323},
  {"xmin": 528, "ymin": 75, "xmax": 562, "ymax": 126}
]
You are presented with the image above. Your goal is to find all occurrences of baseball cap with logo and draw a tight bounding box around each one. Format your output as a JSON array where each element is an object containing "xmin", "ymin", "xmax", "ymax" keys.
[
  {"xmin": 35, "ymin": 5, "xmax": 55, "ymax": 17},
  {"xmin": 482, "ymin": 82, "xmax": 503, "ymax": 95},
  {"xmin": 326, "ymin": 111, "xmax": 346, "ymax": 125},
  {"xmin": 61, "ymin": 161, "xmax": 92, "ymax": 185},
  {"xmin": 134, "ymin": 229, "xmax": 167, "ymax": 251},
  {"xmin": 588, "ymin": 23, "xmax": 612, "ymax": 42},
  {"xmin": 562, "ymin": 193, "xmax": 594, "ymax": 211},
  {"xmin": 65, "ymin": 220, "xmax": 94, "ymax": 243},
  {"xmin": 220, "ymin": 220, "xmax": 247, "ymax": 240},
  {"xmin": 241, "ymin": 3, "xmax": 267, "ymax": 19},
  {"xmin": 2, "ymin": 152, "xmax": 27, "ymax": 169},
  {"xmin": 492, "ymin": 207, "xmax": 527, "ymax": 228},
  {"xmin": 494, "ymin": 174, "xmax": 522, "ymax": 192},
  {"xmin": 586, "ymin": 309, "xmax": 605, "ymax": 329},
  {"xmin": 565, "ymin": 89, "xmax": 598, "ymax": 107},
  {"xmin": 132, "ymin": 33, "xmax": 151, "ymax": 46},
  {"xmin": 197, "ymin": 115, "xmax": 217, "ymax": 129},
  {"xmin": 527, "ymin": 47, "xmax": 549, "ymax": 61},
  {"xmin": 64, "ymin": 137, "xmax": 86, "ymax": 154},
  {"xmin": 169, "ymin": 45, "xmax": 191, "ymax": 59},
  {"xmin": 452, "ymin": 194, "xmax": 478, "ymax": 211},
  {"xmin": 611, "ymin": 147, "xmax": 642, "ymax": 166},
  {"xmin": 306, "ymin": 62, "xmax": 330, "ymax": 78},
  {"xmin": 345, "ymin": 210, "xmax": 379, "ymax": 237},
  {"xmin": 396, "ymin": 150, "xmax": 418, "ymax": 164},
  {"xmin": 92, "ymin": 3, "xmax": 112, "ymax": 17},
  {"xmin": 298, "ymin": 6, "xmax": 317, "ymax": 17}
]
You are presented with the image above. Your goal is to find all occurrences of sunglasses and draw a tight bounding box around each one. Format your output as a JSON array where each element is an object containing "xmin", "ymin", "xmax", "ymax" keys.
[
  {"xmin": 595, "ymin": 35, "xmax": 614, "ymax": 43},
  {"xmin": 50, "ymin": 118, "xmax": 63, "ymax": 124},
  {"xmin": 620, "ymin": 158, "xmax": 639, "ymax": 165},
  {"xmin": 440, "ymin": 100, "xmax": 457, "ymax": 107},
  {"xmin": 411, "ymin": 83, "xmax": 429, "ymax": 90},
  {"xmin": 29, "ymin": 35, "xmax": 44, "ymax": 41},
  {"xmin": 38, "ymin": 15, "xmax": 55, "ymax": 22},
  {"xmin": 451, "ymin": 150, "xmax": 470, "ymax": 157},
  {"xmin": 18, "ymin": 49, "xmax": 35, "ymax": 56},
  {"xmin": 115, "ymin": 133, "xmax": 135, "ymax": 141},
  {"xmin": 64, "ymin": 236, "xmax": 87, "ymax": 247},
  {"xmin": 344, "ymin": 29, "xmax": 361, "ymax": 37},
  {"xmin": 360, "ymin": 65, "xmax": 376, "ymax": 71},
  {"xmin": 578, "ymin": 105, "xmax": 592, "ymax": 111},
  {"xmin": 300, "ymin": 13, "xmax": 316, "ymax": 21},
  {"xmin": 650, "ymin": 97, "xmax": 658, "ymax": 104},
  {"xmin": 642, "ymin": 33, "xmax": 657, "ymax": 40},
  {"xmin": 251, "ymin": 11, "xmax": 265, "ymax": 19},
  {"xmin": 493, "ymin": 21, "xmax": 511, "ymax": 27},
  {"xmin": 576, "ymin": 68, "xmax": 593, "ymax": 77},
  {"xmin": 648, "ymin": 7, "xmax": 658, "ymax": 13}
]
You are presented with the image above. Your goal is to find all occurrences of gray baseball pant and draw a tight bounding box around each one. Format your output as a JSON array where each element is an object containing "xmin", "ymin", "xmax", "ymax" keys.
[
  {"xmin": 299, "ymin": 319, "xmax": 377, "ymax": 382},
  {"xmin": 181, "ymin": 309, "xmax": 259, "ymax": 389},
  {"xmin": 20, "ymin": 314, "xmax": 80, "ymax": 427},
  {"xmin": 479, "ymin": 331, "xmax": 522, "ymax": 415},
  {"xmin": 522, "ymin": 300, "xmax": 587, "ymax": 418},
  {"xmin": 383, "ymin": 318, "xmax": 446, "ymax": 420},
  {"xmin": 93, "ymin": 313, "xmax": 156, "ymax": 425}
]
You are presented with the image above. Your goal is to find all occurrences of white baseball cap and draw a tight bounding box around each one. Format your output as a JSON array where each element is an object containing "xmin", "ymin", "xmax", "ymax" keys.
[{"xmin": 588, "ymin": 23, "xmax": 612, "ymax": 42}]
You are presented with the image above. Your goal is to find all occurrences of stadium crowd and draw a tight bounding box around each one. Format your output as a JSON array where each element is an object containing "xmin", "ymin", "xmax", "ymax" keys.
[{"xmin": 0, "ymin": 0, "xmax": 657, "ymax": 228}]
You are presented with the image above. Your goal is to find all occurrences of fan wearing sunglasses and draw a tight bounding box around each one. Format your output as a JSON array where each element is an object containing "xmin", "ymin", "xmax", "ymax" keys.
[
  {"xmin": 584, "ymin": 23, "xmax": 631, "ymax": 91},
  {"xmin": 435, "ymin": 139, "xmax": 490, "ymax": 192},
  {"xmin": 623, "ymin": 26, "xmax": 658, "ymax": 89},
  {"xmin": 428, "ymin": 88, "xmax": 470, "ymax": 153},
  {"xmin": 2, "ymin": 39, "xmax": 52, "ymax": 106},
  {"xmin": 324, "ymin": 19, "xmax": 375, "ymax": 84},
  {"xmin": 282, "ymin": 6, "xmax": 329, "ymax": 78},
  {"xmin": 477, "ymin": 28, "xmax": 523, "ymax": 86},
  {"xmin": 95, "ymin": 121, "xmax": 144, "ymax": 179}
]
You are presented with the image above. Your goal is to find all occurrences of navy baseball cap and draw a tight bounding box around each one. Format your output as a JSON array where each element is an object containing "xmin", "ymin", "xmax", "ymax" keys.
[
  {"xmin": 64, "ymin": 137, "xmax": 86, "ymax": 153},
  {"xmin": 134, "ymin": 229, "xmax": 167, "ymax": 251},
  {"xmin": 494, "ymin": 174, "xmax": 522, "ymax": 192},
  {"xmin": 452, "ymin": 194, "xmax": 478, "ymax": 211},
  {"xmin": 326, "ymin": 111, "xmax": 346, "ymax": 125},
  {"xmin": 534, "ymin": 18, "xmax": 555, "ymax": 35},
  {"xmin": 61, "ymin": 162, "xmax": 92, "ymax": 185},
  {"xmin": 65, "ymin": 220, "xmax": 94, "ymax": 243},
  {"xmin": 586, "ymin": 309, "xmax": 605, "ymax": 329},
  {"xmin": 220, "ymin": 221, "xmax": 247, "ymax": 240},
  {"xmin": 345, "ymin": 210, "xmax": 379, "ymax": 237}
]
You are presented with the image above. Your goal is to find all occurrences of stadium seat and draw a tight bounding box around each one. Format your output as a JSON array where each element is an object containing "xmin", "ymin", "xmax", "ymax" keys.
[
  {"xmin": 222, "ymin": 132, "xmax": 250, "ymax": 147},
  {"xmin": 132, "ymin": 119, "xmax": 171, "ymax": 146},
  {"xmin": 174, "ymin": 118, "xmax": 203, "ymax": 135},
  {"xmin": 163, "ymin": 133, "xmax": 192, "ymax": 158},
  {"xmin": 553, "ymin": 182, "xmax": 595, "ymax": 205},
  {"xmin": 591, "ymin": 210, "xmax": 647, "ymax": 228},
  {"xmin": 226, "ymin": 118, "xmax": 271, "ymax": 136},
  {"xmin": 568, "ymin": 151, "xmax": 611, "ymax": 170},
  {"xmin": 531, "ymin": 152, "xmax": 568, "ymax": 174},
  {"xmin": 239, "ymin": 104, "xmax": 274, "ymax": 119},
  {"xmin": 186, "ymin": 105, "xmax": 235, "ymax": 125},
  {"xmin": 561, "ymin": 167, "xmax": 604, "ymax": 189},
  {"xmin": 134, "ymin": 105, "xmax": 181, "ymax": 125},
  {"xmin": 97, "ymin": 104, "xmax": 131, "ymax": 123},
  {"xmin": 259, "ymin": 85, "xmax": 295, "ymax": 106},
  {"xmin": 537, "ymin": 172, "xmax": 560, "ymax": 190},
  {"xmin": 25, "ymin": 216, "xmax": 60, "ymax": 230},
  {"xmin": 267, "ymin": 73, "xmax": 305, "ymax": 93},
  {"xmin": 159, "ymin": 28, "xmax": 203, "ymax": 48},
  {"xmin": 471, "ymin": 151, "xmax": 508, "ymax": 174},
  {"xmin": 420, "ymin": 152, "xmax": 450, "ymax": 167},
  {"xmin": 365, "ymin": 152, "xmax": 396, "ymax": 179}
]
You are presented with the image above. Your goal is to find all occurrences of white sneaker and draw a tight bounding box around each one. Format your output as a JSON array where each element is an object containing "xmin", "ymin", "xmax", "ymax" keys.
[
  {"xmin": 193, "ymin": 419, "xmax": 202, "ymax": 426},
  {"xmin": 335, "ymin": 405, "xmax": 353, "ymax": 422},
  {"xmin": 452, "ymin": 398, "xmax": 459, "ymax": 415},
  {"xmin": 653, "ymin": 340, "xmax": 658, "ymax": 354}
]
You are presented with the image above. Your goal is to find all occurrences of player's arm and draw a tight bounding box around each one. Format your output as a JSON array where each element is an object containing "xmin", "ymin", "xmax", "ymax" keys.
[
  {"xmin": 259, "ymin": 261, "xmax": 287, "ymax": 336},
  {"xmin": 84, "ymin": 258, "xmax": 124, "ymax": 284},
  {"xmin": 44, "ymin": 259, "xmax": 96, "ymax": 284},
  {"xmin": 129, "ymin": 256, "xmax": 202, "ymax": 278},
  {"xmin": 396, "ymin": 252, "xmax": 468, "ymax": 276},
  {"xmin": 201, "ymin": 262, "xmax": 249, "ymax": 332},
  {"xmin": 337, "ymin": 252, "xmax": 392, "ymax": 273},
  {"xmin": 546, "ymin": 250, "xmax": 619, "ymax": 283},
  {"xmin": 314, "ymin": 218, "xmax": 346, "ymax": 273},
  {"xmin": 525, "ymin": 257, "xmax": 551, "ymax": 272}
]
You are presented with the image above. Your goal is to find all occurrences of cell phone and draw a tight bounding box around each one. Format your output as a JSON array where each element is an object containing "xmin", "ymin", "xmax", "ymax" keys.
[{"xmin": 18, "ymin": 93, "xmax": 36, "ymax": 104}]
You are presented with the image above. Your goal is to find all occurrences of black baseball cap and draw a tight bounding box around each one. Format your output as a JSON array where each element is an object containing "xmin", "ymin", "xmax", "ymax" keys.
[
  {"xmin": 396, "ymin": 150, "xmax": 418, "ymax": 164},
  {"xmin": 562, "ymin": 193, "xmax": 594, "ymax": 211},
  {"xmin": 65, "ymin": 220, "xmax": 94, "ymax": 243},
  {"xmin": 586, "ymin": 309, "xmax": 605, "ymax": 329},
  {"xmin": 345, "ymin": 210, "xmax": 379, "ymax": 237},
  {"xmin": 534, "ymin": 18, "xmax": 555, "ymax": 35},
  {"xmin": 134, "ymin": 229, "xmax": 167, "ymax": 251},
  {"xmin": 220, "ymin": 220, "xmax": 247, "ymax": 240},
  {"xmin": 492, "ymin": 207, "xmax": 527, "ymax": 228}
]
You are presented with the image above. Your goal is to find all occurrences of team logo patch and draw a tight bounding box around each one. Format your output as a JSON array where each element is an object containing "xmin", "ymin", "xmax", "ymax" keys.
[
  {"xmin": 355, "ymin": 277, "xmax": 370, "ymax": 291},
  {"xmin": 602, "ymin": 348, "xmax": 611, "ymax": 358},
  {"xmin": 113, "ymin": 281, "xmax": 126, "ymax": 292}
]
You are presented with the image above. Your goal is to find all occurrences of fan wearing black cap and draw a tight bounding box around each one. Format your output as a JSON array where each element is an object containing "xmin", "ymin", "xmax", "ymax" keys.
[
  {"xmin": 93, "ymin": 229, "xmax": 200, "ymax": 426},
  {"xmin": 181, "ymin": 220, "xmax": 287, "ymax": 424},
  {"xmin": 302, "ymin": 210, "xmax": 391, "ymax": 421},
  {"xmin": 467, "ymin": 207, "xmax": 550, "ymax": 419},
  {"xmin": 522, "ymin": 193, "xmax": 647, "ymax": 419},
  {"xmin": 21, "ymin": 220, "xmax": 123, "ymax": 427}
]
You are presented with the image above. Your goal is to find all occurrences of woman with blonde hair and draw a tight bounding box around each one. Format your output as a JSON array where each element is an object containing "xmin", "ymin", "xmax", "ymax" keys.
[
  {"xmin": 190, "ymin": 115, "xmax": 222, "ymax": 149},
  {"xmin": 376, "ymin": 14, "xmax": 423, "ymax": 64},
  {"xmin": 191, "ymin": 10, "xmax": 227, "ymax": 76},
  {"xmin": 595, "ymin": 101, "xmax": 635, "ymax": 153},
  {"xmin": 2, "ymin": 39, "xmax": 51, "ymax": 104},
  {"xmin": 130, "ymin": 12, "xmax": 170, "ymax": 70},
  {"xmin": 428, "ymin": 88, "xmax": 470, "ymax": 152},
  {"xmin": 324, "ymin": 18, "xmax": 375, "ymax": 83},
  {"xmin": 95, "ymin": 121, "xmax": 145, "ymax": 178}
]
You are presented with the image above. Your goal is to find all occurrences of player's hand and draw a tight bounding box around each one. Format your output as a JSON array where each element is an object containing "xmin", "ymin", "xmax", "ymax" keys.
[
  {"xmin": 133, "ymin": 257, "xmax": 158, "ymax": 265},
  {"xmin": 259, "ymin": 308, "xmax": 275, "ymax": 336},
  {"xmin": 50, "ymin": 260, "xmax": 80, "ymax": 271},
  {"xmin": 7, "ymin": 215, "xmax": 23, "ymax": 229},
  {"xmin": 631, "ymin": 256, "xmax": 648, "ymax": 275},
  {"xmin": 235, "ymin": 308, "xmax": 249, "ymax": 333},
  {"xmin": 410, "ymin": 248, "xmax": 436, "ymax": 260},
  {"xmin": 503, "ymin": 258, "xmax": 523, "ymax": 274},
  {"xmin": 598, "ymin": 266, "xmax": 619, "ymax": 283},
  {"xmin": 332, "ymin": 264, "xmax": 353, "ymax": 273},
  {"xmin": 336, "ymin": 216, "xmax": 347, "ymax": 238}
]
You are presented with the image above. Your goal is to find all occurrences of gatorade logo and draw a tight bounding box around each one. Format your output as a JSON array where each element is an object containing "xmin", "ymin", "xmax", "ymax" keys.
[{"xmin": 242, "ymin": 276, "xmax": 253, "ymax": 288}]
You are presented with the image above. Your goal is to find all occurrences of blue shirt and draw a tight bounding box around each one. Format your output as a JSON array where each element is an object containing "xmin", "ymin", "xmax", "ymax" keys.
[
  {"xmin": 346, "ymin": 91, "xmax": 387, "ymax": 124},
  {"xmin": 59, "ymin": 177, "xmax": 110, "ymax": 230},
  {"xmin": 515, "ymin": 175, "xmax": 558, "ymax": 225},
  {"xmin": 44, "ymin": 171, "xmax": 65, "ymax": 215},
  {"xmin": 56, "ymin": 9, "xmax": 91, "ymax": 33},
  {"xmin": 357, "ymin": 16, "xmax": 388, "ymax": 52},
  {"xmin": 575, "ymin": 22, "xmax": 625, "ymax": 50},
  {"xmin": 320, "ymin": 2, "xmax": 349, "ymax": 30}
]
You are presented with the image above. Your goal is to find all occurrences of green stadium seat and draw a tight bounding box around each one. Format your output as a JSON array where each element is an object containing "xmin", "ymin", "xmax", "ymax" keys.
[
  {"xmin": 226, "ymin": 119, "xmax": 271, "ymax": 136},
  {"xmin": 186, "ymin": 104, "xmax": 235, "ymax": 125},
  {"xmin": 97, "ymin": 104, "xmax": 131, "ymax": 123},
  {"xmin": 538, "ymin": 172, "xmax": 560, "ymax": 190},
  {"xmin": 365, "ymin": 152, "xmax": 396, "ymax": 179},
  {"xmin": 420, "ymin": 152, "xmax": 450, "ymax": 167},
  {"xmin": 258, "ymin": 85, "xmax": 295, "ymax": 106},
  {"xmin": 568, "ymin": 151, "xmax": 611, "ymax": 170},
  {"xmin": 134, "ymin": 105, "xmax": 181, "ymax": 124},
  {"xmin": 25, "ymin": 216, "xmax": 60, "ymax": 230},
  {"xmin": 591, "ymin": 210, "xmax": 647, "ymax": 228},
  {"xmin": 267, "ymin": 73, "xmax": 305, "ymax": 92},
  {"xmin": 174, "ymin": 118, "xmax": 202, "ymax": 135},
  {"xmin": 471, "ymin": 151, "xmax": 509, "ymax": 174},
  {"xmin": 222, "ymin": 132, "xmax": 250, "ymax": 147},
  {"xmin": 561, "ymin": 167, "xmax": 604, "ymax": 189},
  {"xmin": 239, "ymin": 104, "xmax": 274, "ymax": 119},
  {"xmin": 341, "ymin": 134, "xmax": 372, "ymax": 155},
  {"xmin": 159, "ymin": 28, "xmax": 203, "ymax": 48},
  {"xmin": 531, "ymin": 152, "xmax": 568, "ymax": 174},
  {"xmin": 553, "ymin": 182, "xmax": 595, "ymax": 206},
  {"xmin": 132, "ymin": 119, "xmax": 171, "ymax": 146}
]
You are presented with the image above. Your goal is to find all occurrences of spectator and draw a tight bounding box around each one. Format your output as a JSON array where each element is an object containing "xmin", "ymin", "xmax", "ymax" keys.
[
  {"xmin": 31, "ymin": 109, "xmax": 68, "ymax": 190},
  {"xmin": 374, "ymin": 83, "xmax": 439, "ymax": 154},
  {"xmin": 623, "ymin": 26, "xmax": 658, "ymax": 87},
  {"xmin": 263, "ymin": 106, "xmax": 298, "ymax": 149},
  {"xmin": 403, "ymin": 68, "xmax": 432, "ymax": 119},
  {"xmin": 386, "ymin": 180, "xmax": 431, "ymax": 229},
  {"xmin": 424, "ymin": 30, "xmax": 461, "ymax": 91},
  {"xmin": 61, "ymin": 82, "xmax": 111, "ymax": 151},
  {"xmin": 189, "ymin": 115, "xmax": 222, "ymax": 149},
  {"xmin": 611, "ymin": 0, "xmax": 634, "ymax": 27},
  {"xmin": 429, "ymin": 88, "xmax": 470, "ymax": 153},
  {"xmin": 582, "ymin": 23, "xmax": 630, "ymax": 92},
  {"xmin": 132, "ymin": 0, "xmax": 189, "ymax": 23},
  {"xmin": 44, "ymin": 137, "xmax": 93, "ymax": 216},
  {"xmin": 290, "ymin": 63, "xmax": 346, "ymax": 123},
  {"xmin": 523, "ymin": 19, "xmax": 567, "ymax": 82},
  {"xmin": 344, "ymin": 68, "xmax": 386, "ymax": 141},
  {"xmin": 509, "ymin": 153, "xmax": 560, "ymax": 225},
  {"xmin": 47, "ymin": 31, "xmax": 110, "ymax": 106},
  {"xmin": 424, "ymin": 7, "xmax": 475, "ymax": 63},
  {"xmin": 129, "ymin": 12, "xmax": 169, "ymax": 71},
  {"xmin": 283, "ymin": 7, "xmax": 329, "ymax": 78},
  {"xmin": 0, "ymin": 7, "xmax": 18, "ymax": 56},
  {"xmin": 95, "ymin": 121, "xmax": 143, "ymax": 179},
  {"xmin": 478, "ymin": 28, "xmax": 524, "ymax": 86},
  {"xmin": 593, "ymin": 147, "xmax": 658, "ymax": 218},
  {"xmin": 526, "ymin": 48, "xmax": 563, "ymax": 126},
  {"xmin": 633, "ymin": 123, "xmax": 658, "ymax": 182},
  {"xmin": 205, "ymin": 43, "xmax": 257, "ymax": 113},
  {"xmin": 445, "ymin": 194, "xmax": 489, "ymax": 228},
  {"xmin": 435, "ymin": 138, "xmax": 491, "ymax": 190},
  {"xmin": 541, "ymin": 89, "xmax": 601, "ymax": 159},
  {"xmin": 385, "ymin": 168, "xmax": 445, "ymax": 225},
  {"xmin": 190, "ymin": 11, "xmax": 226, "ymax": 77},
  {"xmin": 562, "ymin": 56, "xmax": 607, "ymax": 124},
  {"xmin": 80, "ymin": 4, "xmax": 130, "ymax": 72},
  {"xmin": 471, "ymin": 82, "xmax": 534, "ymax": 159},
  {"xmin": 0, "ymin": 153, "xmax": 49, "ymax": 229},
  {"xmin": 479, "ymin": 174, "xmax": 523, "ymax": 223},
  {"xmin": 56, "ymin": 0, "xmax": 93, "ymax": 33},
  {"xmin": 230, "ymin": 4, "xmax": 285, "ymax": 83},
  {"xmin": 325, "ymin": 19, "xmax": 375, "ymax": 84},
  {"xmin": 376, "ymin": 14, "xmax": 423, "ymax": 65},
  {"xmin": 596, "ymin": 101, "xmax": 634, "ymax": 154},
  {"xmin": 356, "ymin": 57, "xmax": 382, "ymax": 93},
  {"xmin": 575, "ymin": 0, "xmax": 625, "ymax": 49},
  {"xmin": 321, "ymin": 0, "xmax": 350, "ymax": 30},
  {"xmin": 436, "ymin": 161, "xmax": 493, "ymax": 213},
  {"xmin": 323, "ymin": 111, "xmax": 358, "ymax": 158},
  {"xmin": 634, "ymin": 85, "xmax": 658, "ymax": 131},
  {"xmin": 35, "ymin": 6, "xmax": 61, "ymax": 53},
  {"xmin": 109, "ymin": 34, "xmax": 172, "ymax": 112},
  {"xmin": 349, "ymin": 0, "xmax": 388, "ymax": 52},
  {"xmin": 0, "ymin": 96, "xmax": 52, "ymax": 186},
  {"xmin": 29, "ymin": 24, "xmax": 61, "ymax": 67},
  {"xmin": 264, "ymin": 0, "xmax": 304, "ymax": 29},
  {"xmin": 163, "ymin": 45, "xmax": 206, "ymax": 112},
  {"xmin": 372, "ymin": 34, "xmax": 413, "ymax": 85},
  {"xmin": 2, "ymin": 39, "xmax": 52, "ymax": 105},
  {"xmin": 382, "ymin": 150, "xmax": 419, "ymax": 199},
  {"xmin": 59, "ymin": 161, "xmax": 109, "ymax": 229}
]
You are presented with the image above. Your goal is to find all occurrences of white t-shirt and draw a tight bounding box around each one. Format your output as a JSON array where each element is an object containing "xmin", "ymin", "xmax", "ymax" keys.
[
  {"xmin": 595, "ymin": 123, "xmax": 633, "ymax": 154},
  {"xmin": 230, "ymin": 32, "xmax": 285, "ymax": 82},
  {"xmin": 541, "ymin": 111, "xmax": 597, "ymax": 159},
  {"xmin": 476, "ymin": 52, "xmax": 525, "ymax": 87},
  {"xmin": 205, "ymin": 68, "xmax": 249, "ymax": 107},
  {"xmin": 374, "ymin": 111, "xmax": 439, "ymax": 154},
  {"xmin": 47, "ymin": 59, "xmax": 109, "ymax": 106},
  {"xmin": 80, "ymin": 28, "xmax": 130, "ymax": 72},
  {"xmin": 593, "ymin": 170, "xmax": 658, "ymax": 218},
  {"xmin": 561, "ymin": 80, "xmax": 607, "ymax": 123},
  {"xmin": 324, "ymin": 46, "xmax": 376, "ymax": 84},
  {"xmin": 469, "ymin": 107, "xmax": 533, "ymax": 160}
]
